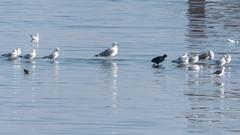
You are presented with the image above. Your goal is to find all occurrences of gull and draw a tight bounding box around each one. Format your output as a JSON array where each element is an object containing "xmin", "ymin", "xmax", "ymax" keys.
[
  {"xmin": 23, "ymin": 49, "xmax": 36, "ymax": 59},
  {"xmin": 95, "ymin": 42, "xmax": 118, "ymax": 57},
  {"xmin": 151, "ymin": 54, "xmax": 167, "ymax": 66},
  {"xmin": 172, "ymin": 53, "xmax": 189, "ymax": 66},
  {"xmin": 227, "ymin": 38, "xmax": 239, "ymax": 44},
  {"xmin": 212, "ymin": 67, "xmax": 225, "ymax": 77},
  {"xmin": 16, "ymin": 48, "xmax": 21, "ymax": 57},
  {"xmin": 189, "ymin": 54, "xmax": 199, "ymax": 64},
  {"xmin": 224, "ymin": 54, "xmax": 231, "ymax": 64},
  {"xmin": 198, "ymin": 50, "xmax": 214, "ymax": 60},
  {"xmin": 31, "ymin": 33, "xmax": 39, "ymax": 43},
  {"xmin": 2, "ymin": 49, "xmax": 18, "ymax": 60},
  {"xmin": 42, "ymin": 48, "xmax": 59, "ymax": 60},
  {"xmin": 215, "ymin": 56, "xmax": 226, "ymax": 67}
]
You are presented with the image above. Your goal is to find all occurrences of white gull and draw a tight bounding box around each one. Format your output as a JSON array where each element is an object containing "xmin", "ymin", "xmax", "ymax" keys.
[
  {"xmin": 95, "ymin": 42, "xmax": 118, "ymax": 57},
  {"xmin": 31, "ymin": 33, "xmax": 39, "ymax": 43},
  {"xmin": 172, "ymin": 53, "xmax": 189, "ymax": 66},
  {"xmin": 24, "ymin": 49, "xmax": 36, "ymax": 59},
  {"xmin": 42, "ymin": 48, "xmax": 59, "ymax": 60}
]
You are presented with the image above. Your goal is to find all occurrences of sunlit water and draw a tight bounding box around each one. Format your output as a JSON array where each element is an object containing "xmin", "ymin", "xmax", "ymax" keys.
[{"xmin": 0, "ymin": 0, "xmax": 240, "ymax": 135}]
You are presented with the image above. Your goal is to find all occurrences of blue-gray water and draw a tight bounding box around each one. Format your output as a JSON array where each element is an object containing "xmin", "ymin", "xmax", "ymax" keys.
[{"xmin": 0, "ymin": 0, "xmax": 240, "ymax": 134}]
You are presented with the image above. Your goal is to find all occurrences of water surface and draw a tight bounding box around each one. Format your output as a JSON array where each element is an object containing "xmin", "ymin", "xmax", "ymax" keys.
[{"xmin": 0, "ymin": 0, "xmax": 240, "ymax": 135}]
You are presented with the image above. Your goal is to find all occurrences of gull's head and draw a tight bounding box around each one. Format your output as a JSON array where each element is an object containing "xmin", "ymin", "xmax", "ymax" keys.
[
  {"xmin": 208, "ymin": 50, "xmax": 214, "ymax": 60},
  {"xmin": 163, "ymin": 54, "xmax": 167, "ymax": 58},
  {"xmin": 112, "ymin": 42, "xmax": 119, "ymax": 47},
  {"xmin": 221, "ymin": 55, "xmax": 226, "ymax": 60},
  {"xmin": 182, "ymin": 53, "xmax": 188, "ymax": 57},
  {"xmin": 13, "ymin": 49, "xmax": 17, "ymax": 53},
  {"xmin": 36, "ymin": 33, "xmax": 39, "ymax": 37},
  {"xmin": 54, "ymin": 48, "xmax": 59, "ymax": 52},
  {"xmin": 17, "ymin": 48, "xmax": 21, "ymax": 55},
  {"xmin": 32, "ymin": 49, "xmax": 36, "ymax": 54}
]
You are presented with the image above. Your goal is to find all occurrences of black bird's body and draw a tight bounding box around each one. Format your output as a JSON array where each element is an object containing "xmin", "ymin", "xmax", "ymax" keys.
[
  {"xmin": 151, "ymin": 54, "xmax": 167, "ymax": 65},
  {"xmin": 23, "ymin": 69, "xmax": 31, "ymax": 75}
]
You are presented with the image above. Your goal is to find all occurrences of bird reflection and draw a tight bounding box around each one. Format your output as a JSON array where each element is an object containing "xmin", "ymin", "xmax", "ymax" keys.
[
  {"xmin": 54, "ymin": 62, "xmax": 59, "ymax": 80},
  {"xmin": 100, "ymin": 60, "xmax": 118, "ymax": 113}
]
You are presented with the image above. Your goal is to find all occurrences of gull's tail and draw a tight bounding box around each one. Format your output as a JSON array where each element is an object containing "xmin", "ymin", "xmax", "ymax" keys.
[{"xmin": 42, "ymin": 55, "xmax": 49, "ymax": 59}]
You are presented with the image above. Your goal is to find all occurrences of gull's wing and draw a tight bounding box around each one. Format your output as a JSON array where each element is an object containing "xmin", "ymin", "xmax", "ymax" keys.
[
  {"xmin": 2, "ymin": 52, "xmax": 11, "ymax": 57},
  {"xmin": 98, "ymin": 48, "xmax": 114, "ymax": 57},
  {"xmin": 24, "ymin": 54, "xmax": 31, "ymax": 59},
  {"xmin": 212, "ymin": 69, "xmax": 221, "ymax": 74},
  {"xmin": 43, "ymin": 53, "xmax": 54, "ymax": 59}
]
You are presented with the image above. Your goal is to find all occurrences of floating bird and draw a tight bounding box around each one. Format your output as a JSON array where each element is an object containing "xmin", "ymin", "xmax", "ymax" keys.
[
  {"xmin": 16, "ymin": 48, "xmax": 21, "ymax": 57},
  {"xmin": 227, "ymin": 38, "xmax": 239, "ymax": 44},
  {"xmin": 2, "ymin": 49, "xmax": 18, "ymax": 60},
  {"xmin": 189, "ymin": 54, "xmax": 199, "ymax": 64},
  {"xmin": 224, "ymin": 54, "xmax": 231, "ymax": 64},
  {"xmin": 42, "ymin": 48, "xmax": 59, "ymax": 60},
  {"xmin": 151, "ymin": 54, "xmax": 167, "ymax": 65},
  {"xmin": 215, "ymin": 56, "xmax": 226, "ymax": 67},
  {"xmin": 95, "ymin": 42, "xmax": 118, "ymax": 57},
  {"xmin": 212, "ymin": 67, "xmax": 225, "ymax": 77},
  {"xmin": 23, "ymin": 69, "xmax": 31, "ymax": 74},
  {"xmin": 198, "ymin": 50, "xmax": 214, "ymax": 60},
  {"xmin": 23, "ymin": 49, "xmax": 36, "ymax": 59},
  {"xmin": 31, "ymin": 33, "xmax": 39, "ymax": 43},
  {"xmin": 172, "ymin": 53, "xmax": 189, "ymax": 66}
]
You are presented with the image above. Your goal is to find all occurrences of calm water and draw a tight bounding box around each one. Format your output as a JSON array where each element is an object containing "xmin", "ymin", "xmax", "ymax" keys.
[{"xmin": 0, "ymin": 0, "xmax": 240, "ymax": 134}]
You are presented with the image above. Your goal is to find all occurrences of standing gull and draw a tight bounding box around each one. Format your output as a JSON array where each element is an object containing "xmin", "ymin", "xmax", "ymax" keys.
[
  {"xmin": 24, "ymin": 49, "xmax": 36, "ymax": 60},
  {"xmin": 215, "ymin": 56, "xmax": 226, "ymax": 67},
  {"xmin": 224, "ymin": 54, "xmax": 231, "ymax": 64},
  {"xmin": 16, "ymin": 48, "xmax": 21, "ymax": 57},
  {"xmin": 189, "ymin": 54, "xmax": 199, "ymax": 64},
  {"xmin": 2, "ymin": 49, "xmax": 18, "ymax": 60},
  {"xmin": 212, "ymin": 67, "xmax": 225, "ymax": 77},
  {"xmin": 31, "ymin": 33, "xmax": 39, "ymax": 43},
  {"xmin": 95, "ymin": 42, "xmax": 118, "ymax": 57},
  {"xmin": 42, "ymin": 48, "xmax": 59, "ymax": 60},
  {"xmin": 151, "ymin": 54, "xmax": 167, "ymax": 66},
  {"xmin": 198, "ymin": 50, "xmax": 214, "ymax": 60},
  {"xmin": 172, "ymin": 53, "xmax": 189, "ymax": 66},
  {"xmin": 227, "ymin": 38, "xmax": 239, "ymax": 44}
]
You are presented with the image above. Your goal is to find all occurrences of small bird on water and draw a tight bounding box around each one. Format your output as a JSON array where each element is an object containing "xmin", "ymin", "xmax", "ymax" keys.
[
  {"xmin": 189, "ymin": 54, "xmax": 199, "ymax": 64},
  {"xmin": 42, "ymin": 48, "xmax": 59, "ymax": 61},
  {"xmin": 151, "ymin": 54, "xmax": 167, "ymax": 66},
  {"xmin": 2, "ymin": 49, "xmax": 18, "ymax": 60},
  {"xmin": 198, "ymin": 50, "xmax": 214, "ymax": 61},
  {"xmin": 31, "ymin": 33, "xmax": 39, "ymax": 43},
  {"xmin": 172, "ymin": 53, "xmax": 189, "ymax": 66},
  {"xmin": 23, "ymin": 49, "xmax": 36, "ymax": 60},
  {"xmin": 23, "ymin": 69, "xmax": 31, "ymax": 74},
  {"xmin": 95, "ymin": 42, "xmax": 118, "ymax": 57},
  {"xmin": 212, "ymin": 67, "xmax": 225, "ymax": 77}
]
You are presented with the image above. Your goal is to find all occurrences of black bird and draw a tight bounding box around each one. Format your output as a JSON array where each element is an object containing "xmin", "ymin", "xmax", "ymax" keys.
[
  {"xmin": 151, "ymin": 54, "xmax": 167, "ymax": 65},
  {"xmin": 23, "ymin": 69, "xmax": 31, "ymax": 75}
]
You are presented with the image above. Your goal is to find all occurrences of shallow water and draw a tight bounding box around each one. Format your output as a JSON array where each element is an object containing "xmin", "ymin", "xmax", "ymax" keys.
[{"xmin": 0, "ymin": 0, "xmax": 240, "ymax": 135}]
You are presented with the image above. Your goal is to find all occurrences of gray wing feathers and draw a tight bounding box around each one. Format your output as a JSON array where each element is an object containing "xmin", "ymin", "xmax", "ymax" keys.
[
  {"xmin": 98, "ymin": 48, "xmax": 113, "ymax": 57},
  {"xmin": 24, "ymin": 54, "xmax": 31, "ymax": 58},
  {"xmin": 43, "ymin": 54, "xmax": 53, "ymax": 59}
]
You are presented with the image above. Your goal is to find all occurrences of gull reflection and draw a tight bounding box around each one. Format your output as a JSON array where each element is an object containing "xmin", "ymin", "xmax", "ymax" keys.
[
  {"xmin": 100, "ymin": 60, "xmax": 118, "ymax": 114},
  {"xmin": 54, "ymin": 62, "xmax": 59, "ymax": 80}
]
